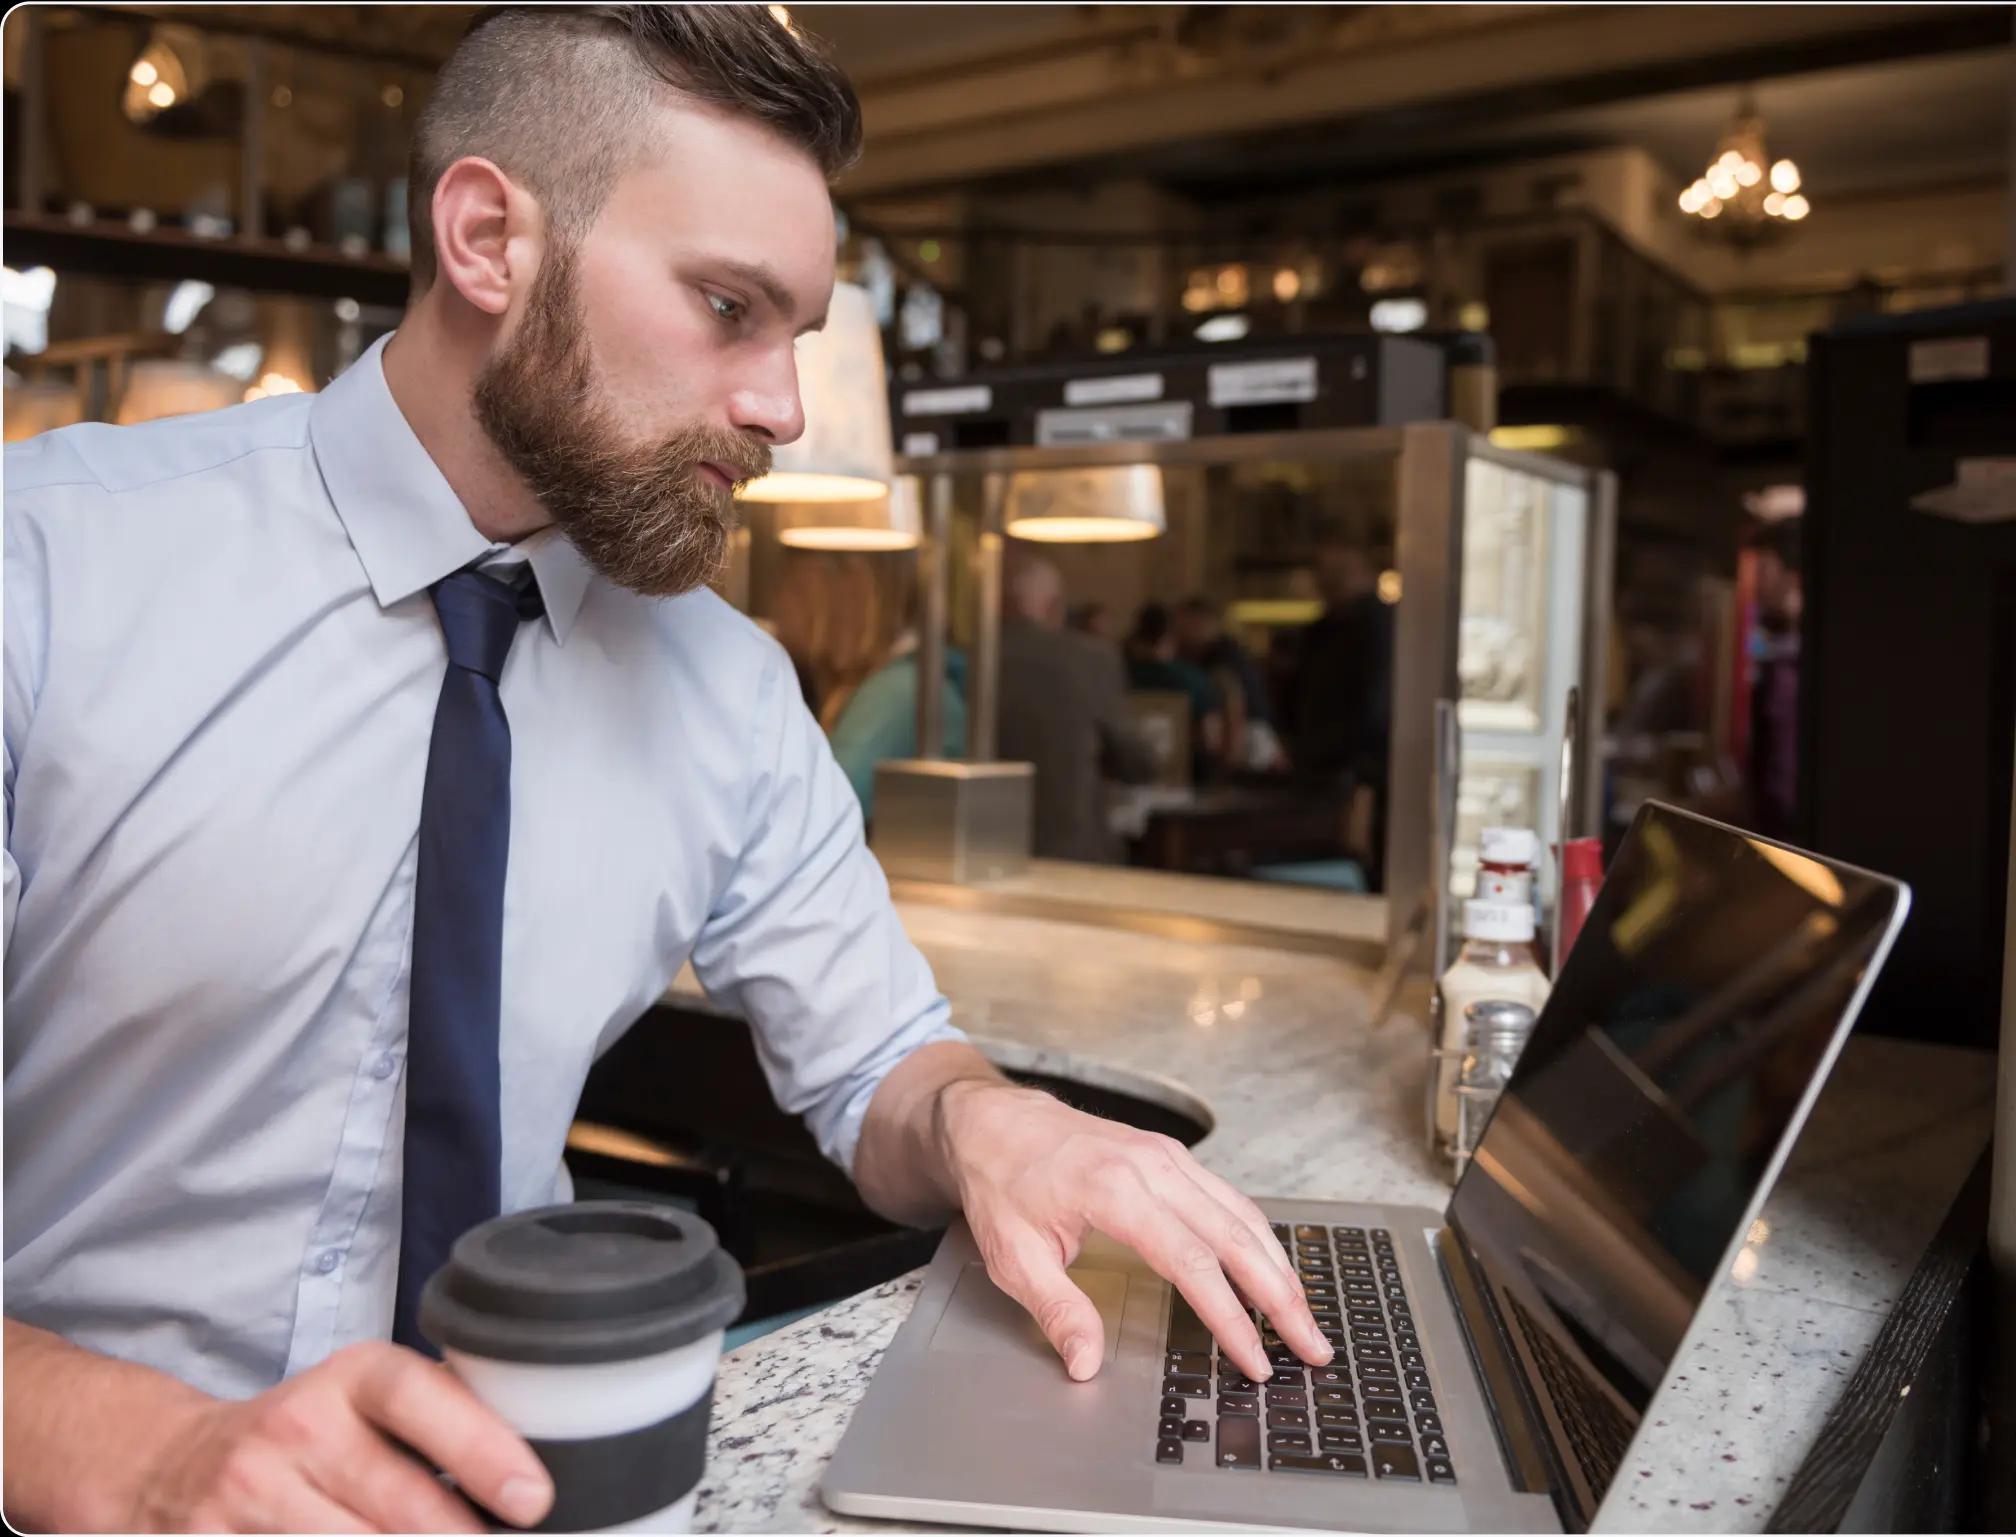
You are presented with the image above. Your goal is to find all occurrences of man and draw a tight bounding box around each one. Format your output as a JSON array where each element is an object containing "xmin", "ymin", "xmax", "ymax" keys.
[
  {"xmin": 2, "ymin": 10, "xmax": 1324, "ymax": 1531},
  {"xmin": 997, "ymin": 556, "xmax": 1156, "ymax": 862},
  {"xmin": 1284, "ymin": 539, "xmax": 1394, "ymax": 882},
  {"xmin": 1286, "ymin": 538, "xmax": 1394, "ymax": 791}
]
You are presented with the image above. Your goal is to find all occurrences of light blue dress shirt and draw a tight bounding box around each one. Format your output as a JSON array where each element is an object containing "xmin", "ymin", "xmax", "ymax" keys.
[{"xmin": 3, "ymin": 335, "xmax": 963, "ymax": 1401}]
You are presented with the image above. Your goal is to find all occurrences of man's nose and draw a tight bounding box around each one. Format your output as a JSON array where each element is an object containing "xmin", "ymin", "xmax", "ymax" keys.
[{"xmin": 728, "ymin": 355, "xmax": 805, "ymax": 447}]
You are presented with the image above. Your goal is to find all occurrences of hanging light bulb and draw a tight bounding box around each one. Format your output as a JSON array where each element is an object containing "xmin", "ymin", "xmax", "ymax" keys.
[
  {"xmin": 1781, "ymin": 194, "xmax": 1810, "ymax": 222},
  {"xmin": 122, "ymin": 31, "xmax": 191, "ymax": 124},
  {"xmin": 1770, "ymin": 159, "xmax": 1801, "ymax": 194}
]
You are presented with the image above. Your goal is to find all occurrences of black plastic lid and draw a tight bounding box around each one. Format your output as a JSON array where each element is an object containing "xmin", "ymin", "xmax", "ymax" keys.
[{"xmin": 419, "ymin": 1201, "xmax": 745, "ymax": 1365}]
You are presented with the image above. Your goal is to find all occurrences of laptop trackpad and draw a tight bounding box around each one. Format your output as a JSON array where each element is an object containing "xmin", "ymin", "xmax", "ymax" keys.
[{"xmin": 928, "ymin": 1262, "xmax": 1128, "ymax": 1368}]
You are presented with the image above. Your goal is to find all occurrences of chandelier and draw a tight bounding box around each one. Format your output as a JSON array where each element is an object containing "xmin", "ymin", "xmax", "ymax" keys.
[{"xmin": 1678, "ymin": 95, "xmax": 1809, "ymax": 245}]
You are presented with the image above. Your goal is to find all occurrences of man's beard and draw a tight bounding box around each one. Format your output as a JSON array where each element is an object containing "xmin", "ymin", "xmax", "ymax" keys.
[{"xmin": 472, "ymin": 247, "xmax": 771, "ymax": 598}]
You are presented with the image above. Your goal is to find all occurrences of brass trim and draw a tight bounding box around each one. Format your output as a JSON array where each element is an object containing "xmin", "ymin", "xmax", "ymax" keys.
[{"xmin": 887, "ymin": 876, "xmax": 1386, "ymax": 961}]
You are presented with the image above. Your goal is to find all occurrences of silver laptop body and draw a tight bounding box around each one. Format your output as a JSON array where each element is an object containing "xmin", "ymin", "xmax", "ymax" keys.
[{"xmin": 824, "ymin": 804, "xmax": 1912, "ymax": 1533}]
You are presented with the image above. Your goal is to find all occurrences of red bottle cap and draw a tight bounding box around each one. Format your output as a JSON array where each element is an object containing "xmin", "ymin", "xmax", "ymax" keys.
[{"xmin": 1560, "ymin": 837, "xmax": 1604, "ymax": 881}]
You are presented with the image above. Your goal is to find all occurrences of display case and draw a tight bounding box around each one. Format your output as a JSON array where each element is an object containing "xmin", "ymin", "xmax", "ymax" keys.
[
  {"xmin": 1449, "ymin": 451, "xmax": 1599, "ymax": 911},
  {"xmin": 890, "ymin": 422, "xmax": 1614, "ymax": 966}
]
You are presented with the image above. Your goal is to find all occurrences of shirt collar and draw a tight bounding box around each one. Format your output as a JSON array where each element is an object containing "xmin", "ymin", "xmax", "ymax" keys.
[{"xmin": 308, "ymin": 333, "xmax": 592, "ymax": 644}]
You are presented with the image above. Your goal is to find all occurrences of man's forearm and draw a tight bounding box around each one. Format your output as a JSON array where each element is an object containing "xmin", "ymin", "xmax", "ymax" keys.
[
  {"xmin": 850, "ymin": 1039, "xmax": 1017, "ymax": 1227},
  {"xmin": 4, "ymin": 1316, "xmax": 209, "ymax": 1532}
]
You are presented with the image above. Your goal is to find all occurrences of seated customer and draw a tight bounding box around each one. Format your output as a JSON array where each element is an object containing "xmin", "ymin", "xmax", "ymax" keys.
[
  {"xmin": 1068, "ymin": 600, "xmax": 1115, "ymax": 645},
  {"xmin": 829, "ymin": 633, "xmax": 967, "ymax": 821},
  {"xmin": 1126, "ymin": 603, "xmax": 1225, "ymax": 775},
  {"xmin": 1175, "ymin": 596, "xmax": 1285, "ymax": 772},
  {"xmin": 998, "ymin": 556, "xmax": 1156, "ymax": 862}
]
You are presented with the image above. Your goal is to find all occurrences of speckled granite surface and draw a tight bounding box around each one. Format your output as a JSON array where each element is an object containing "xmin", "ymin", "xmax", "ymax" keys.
[{"xmin": 681, "ymin": 900, "xmax": 1992, "ymax": 1533}]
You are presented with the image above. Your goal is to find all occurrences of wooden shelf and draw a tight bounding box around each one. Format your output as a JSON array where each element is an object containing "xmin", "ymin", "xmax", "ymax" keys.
[{"xmin": 3, "ymin": 214, "xmax": 410, "ymax": 307}]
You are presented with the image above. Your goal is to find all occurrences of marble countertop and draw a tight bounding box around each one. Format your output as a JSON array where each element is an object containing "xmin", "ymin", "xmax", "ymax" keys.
[{"xmin": 682, "ymin": 899, "xmax": 1993, "ymax": 1533}]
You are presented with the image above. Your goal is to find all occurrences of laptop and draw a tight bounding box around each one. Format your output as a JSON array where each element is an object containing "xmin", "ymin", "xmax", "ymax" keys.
[{"xmin": 822, "ymin": 803, "xmax": 1911, "ymax": 1532}]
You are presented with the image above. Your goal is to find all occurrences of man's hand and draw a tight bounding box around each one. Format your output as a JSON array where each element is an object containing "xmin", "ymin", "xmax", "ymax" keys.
[
  {"xmin": 126, "ymin": 1342, "xmax": 553, "ymax": 1533},
  {"xmin": 934, "ymin": 1077, "xmax": 1332, "ymax": 1385},
  {"xmin": 4, "ymin": 1316, "xmax": 554, "ymax": 1534}
]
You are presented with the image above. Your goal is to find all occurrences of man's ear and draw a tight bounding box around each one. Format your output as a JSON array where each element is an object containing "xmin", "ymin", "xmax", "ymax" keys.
[{"xmin": 430, "ymin": 156, "xmax": 542, "ymax": 317}]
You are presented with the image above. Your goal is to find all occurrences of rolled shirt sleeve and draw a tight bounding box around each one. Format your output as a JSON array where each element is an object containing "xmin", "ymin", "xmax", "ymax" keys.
[{"xmin": 688, "ymin": 642, "xmax": 966, "ymax": 1176}]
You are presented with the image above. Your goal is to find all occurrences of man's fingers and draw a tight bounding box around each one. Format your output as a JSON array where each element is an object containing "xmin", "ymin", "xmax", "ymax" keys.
[
  {"xmin": 198, "ymin": 1435, "xmax": 381, "ymax": 1535},
  {"xmin": 293, "ymin": 1390, "xmax": 487, "ymax": 1533},
  {"xmin": 339, "ymin": 1347, "xmax": 553, "ymax": 1529},
  {"xmin": 261, "ymin": 1480, "xmax": 384, "ymax": 1535},
  {"xmin": 979, "ymin": 1221, "xmax": 1109, "ymax": 1381},
  {"xmin": 1180, "ymin": 1159, "xmax": 1296, "ymax": 1280},
  {"xmin": 1082, "ymin": 1168, "xmax": 1270, "ymax": 1383},
  {"xmin": 1170, "ymin": 1159, "xmax": 1333, "ymax": 1366}
]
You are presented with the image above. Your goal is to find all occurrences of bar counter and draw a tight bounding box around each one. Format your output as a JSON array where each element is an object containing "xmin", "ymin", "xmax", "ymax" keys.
[{"xmin": 665, "ymin": 895, "xmax": 1991, "ymax": 1533}]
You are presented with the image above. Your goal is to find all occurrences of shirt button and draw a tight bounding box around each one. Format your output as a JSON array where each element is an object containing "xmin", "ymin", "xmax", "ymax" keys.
[
  {"xmin": 372, "ymin": 1053, "xmax": 398, "ymax": 1081},
  {"xmin": 315, "ymin": 1249, "xmax": 341, "ymax": 1274}
]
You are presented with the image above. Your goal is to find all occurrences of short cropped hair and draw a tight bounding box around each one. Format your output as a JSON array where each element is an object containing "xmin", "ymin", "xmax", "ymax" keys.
[
  {"xmin": 1130, "ymin": 603, "xmax": 1173, "ymax": 647},
  {"xmin": 406, "ymin": 4, "xmax": 863, "ymax": 292}
]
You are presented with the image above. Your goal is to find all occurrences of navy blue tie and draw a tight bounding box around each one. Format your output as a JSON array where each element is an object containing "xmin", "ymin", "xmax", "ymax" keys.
[{"xmin": 392, "ymin": 564, "xmax": 541, "ymax": 1354}]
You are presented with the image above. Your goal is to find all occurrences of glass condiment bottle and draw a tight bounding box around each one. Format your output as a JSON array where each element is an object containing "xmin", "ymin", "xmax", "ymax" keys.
[
  {"xmin": 1451, "ymin": 999, "xmax": 1538, "ymax": 1180},
  {"xmin": 1428, "ymin": 897, "xmax": 1551, "ymax": 1172}
]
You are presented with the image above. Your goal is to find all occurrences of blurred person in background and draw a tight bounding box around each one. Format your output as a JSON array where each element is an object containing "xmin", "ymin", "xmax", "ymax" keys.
[
  {"xmin": 998, "ymin": 555, "xmax": 1155, "ymax": 861},
  {"xmin": 765, "ymin": 550, "xmax": 888, "ymax": 721},
  {"xmin": 827, "ymin": 577, "xmax": 968, "ymax": 822},
  {"xmin": 1125, "ymin": 603, "xmax": 1224, "ymax": 777},
  {"xmin": 1175, "ymin": 596, "xmax": 1285, "ymax": 773},
  {"xmin": 1748, "ymin": 525, "xmax": 1803, "ymax": 839},
  {"xmin": 1615, "ymin": 618, "xmax": 1702, "ymax": 740},
  {"xmin": 1284, "ymin": 537, "xmax": 1393, "ymax": 883},
  {"xmin": 1068, "ymin": 600, "xmax": 1115, "ymax": 645},
  {"xmin": 1284, "ymin": 537, "xmax": 1392, "ymax": 791}
]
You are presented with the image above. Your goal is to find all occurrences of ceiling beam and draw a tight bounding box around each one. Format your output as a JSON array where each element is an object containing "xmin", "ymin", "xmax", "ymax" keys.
[{"xmin": 841, "ymin": 4, "xmax": 2011, "ymax": 197}]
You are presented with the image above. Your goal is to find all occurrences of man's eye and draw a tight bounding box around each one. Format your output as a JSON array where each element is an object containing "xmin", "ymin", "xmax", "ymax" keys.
[{"xmin": 707, "ymin": 292, "xmax": 745, "ymax": 324}]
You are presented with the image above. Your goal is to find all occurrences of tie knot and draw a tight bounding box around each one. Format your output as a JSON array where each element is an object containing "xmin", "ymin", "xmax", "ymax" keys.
[{"xmin": 431, "ymin": 567, "xmax": 539, "ymax": 682}]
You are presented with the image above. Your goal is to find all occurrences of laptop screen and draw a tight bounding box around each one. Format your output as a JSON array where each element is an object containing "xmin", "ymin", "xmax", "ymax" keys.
[{"xmin": 1445, "ymin": 803, "xmax": 1905, "ymax": 1520}]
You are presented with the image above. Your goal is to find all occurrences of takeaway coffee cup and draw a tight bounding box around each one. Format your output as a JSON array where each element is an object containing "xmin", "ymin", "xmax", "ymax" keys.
[{"xmin": 420, "ymin": 1201, "xmax": 745, "ymax": 1533}]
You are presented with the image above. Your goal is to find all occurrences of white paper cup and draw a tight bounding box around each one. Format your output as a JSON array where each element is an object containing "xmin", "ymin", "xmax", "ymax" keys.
[{"xmin": 421, "ymin": 1203, "xmax": 745, "ymax": 1532}]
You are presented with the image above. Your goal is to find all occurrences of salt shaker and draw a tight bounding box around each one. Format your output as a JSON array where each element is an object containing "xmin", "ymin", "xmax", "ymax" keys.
[{"xmin": 1450, "ymin": 999, "xmax": 1537, "ymax": 1179}]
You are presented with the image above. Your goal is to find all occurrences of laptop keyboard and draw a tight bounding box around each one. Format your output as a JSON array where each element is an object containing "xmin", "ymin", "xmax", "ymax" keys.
[
  {"xmin": 1154, "ymin": 1224, "xmax": 1456, "ymax": 1486},
  {"xmin": 1509, "ymin": 1293, "xmax": 1633, "ymax": 1494}
]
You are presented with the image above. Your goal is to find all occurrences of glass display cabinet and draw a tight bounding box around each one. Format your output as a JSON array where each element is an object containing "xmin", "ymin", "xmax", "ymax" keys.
[{"xmin": 892, "ymin": 422, "xmax": 1615, "ymax": 972}]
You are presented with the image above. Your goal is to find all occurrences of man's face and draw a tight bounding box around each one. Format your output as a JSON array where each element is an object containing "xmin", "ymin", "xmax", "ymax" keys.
[
  {"xmin": 475, "ymin": 102, "xmax": 836, "ymax": 596},
  {"xmin": 1314, "ymin": 546, "xmax": 1367, "ymax": 606},
  {"xmin": 1174, "ymin": 608, "xmax": 1216, "ymax": 656}
]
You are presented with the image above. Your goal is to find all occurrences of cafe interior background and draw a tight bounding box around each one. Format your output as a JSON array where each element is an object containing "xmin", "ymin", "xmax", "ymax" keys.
[{"xmin": 4, "ymin": 3, "xmax": 2014, "ymax": 1525}]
